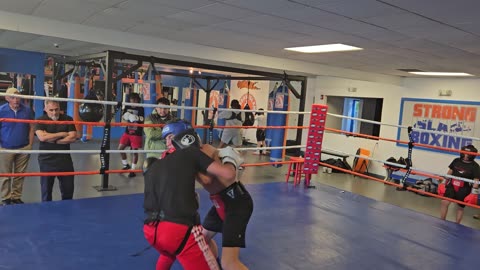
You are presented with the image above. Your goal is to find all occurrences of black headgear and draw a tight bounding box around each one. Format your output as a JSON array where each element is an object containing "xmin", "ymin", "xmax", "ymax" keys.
[
  {"xmin": 171, "ymin": 128, "xmax": 201, "ymax": 150},
  {"xmin": 129, "ymin": 92, "xmax": 141, "ymax": 101},
  {"xmin": 460, "ymin": 145, "xmax": 478, "ymax": 161}
]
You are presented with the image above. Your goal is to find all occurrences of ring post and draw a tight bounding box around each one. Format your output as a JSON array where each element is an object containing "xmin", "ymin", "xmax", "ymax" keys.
[
  {"xmin": 94, "ymin": 51, "xmax": 117, "ymax": 192},
  {"xmin": 303, "ymin": 104, "xmax": 328, "ymax": 187}
]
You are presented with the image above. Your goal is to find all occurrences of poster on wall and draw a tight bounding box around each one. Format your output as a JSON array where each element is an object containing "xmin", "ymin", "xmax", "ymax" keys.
[
  {"xmin": 141, "ymin": 83, "xmax": 150, "ymax": 101},
  {"xmin": 230, "ymin": 80, "xmax": 270, "ymax": 143},
  {"xmin": 230, "ymin": 80, "xmax": 269, "ymax": 109},
  {"xmin": 397, "ymin": 98, "xmax": 480, "ymax": 155},
  {"xmin": 209, "ymin": 90, "xmax": 223, "ymax": 108}
]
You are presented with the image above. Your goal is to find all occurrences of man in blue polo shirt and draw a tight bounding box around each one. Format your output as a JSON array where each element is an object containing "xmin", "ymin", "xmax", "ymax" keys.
[{"xmin": 0, "ymin": 88, "xmax": 34, "ymax": 205}]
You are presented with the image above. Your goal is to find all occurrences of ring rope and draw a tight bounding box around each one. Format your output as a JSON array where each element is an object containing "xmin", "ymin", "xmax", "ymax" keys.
[
  {"xmin": 325, "ymin": 127, "xmax": 480, "ymax": 158},
  {"xmin": 0, "ymin": 145, "xmax": 306, "ymax": 155},
  {"xmin": 322, "ymin": 147, "xmax": 478, "ymax": 184},
  {"xmin": 328, "ymin": 112, "xmax": 480, "ymax": 142},
  {"xmin": 319, "ymin": 161, "xmax": 480, "ymax": 209},
  {"xmin": 0, "ymin": 118, "xmax": 308, "ymax": 130},
  {"xmin": 0, "ymin": 160, "xmax": 301, "ymax": 178},
  {"xmin": 0, "ymin": 93, "xmax": 310, "ymax": 115}
]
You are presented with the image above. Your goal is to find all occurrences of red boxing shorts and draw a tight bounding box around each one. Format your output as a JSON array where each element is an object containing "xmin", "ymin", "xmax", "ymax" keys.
[
  {"xmin": 119, "ymin": 133, "xmax": 143, "ymax": 149},
  {"xmin": 143, "ymin": 222, "xmax": 219, "ymax": 270}
]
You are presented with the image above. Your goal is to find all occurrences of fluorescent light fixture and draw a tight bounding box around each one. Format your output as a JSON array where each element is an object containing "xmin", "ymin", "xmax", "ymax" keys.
[
  {"xmin": 408, "ymin": 72, "xmax": 473, "ymax": 76},
  {"xmin": 284, "ymin": 43, "xmax": 363, "ymax": 53}
]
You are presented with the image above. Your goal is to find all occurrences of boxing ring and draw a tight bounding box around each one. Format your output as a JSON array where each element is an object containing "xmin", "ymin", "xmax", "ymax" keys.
[
  {"xmin": 2, "ymin": 85, "xmax": 480, "ymax": 269},
  {"xmin": 1, "ymin": 181, "xmax": 478, "ymax": 270}
]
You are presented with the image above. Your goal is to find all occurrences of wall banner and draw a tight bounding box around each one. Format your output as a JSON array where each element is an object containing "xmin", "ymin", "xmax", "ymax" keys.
[{"xmin": 397, "ymin": 98, "xmax": 480, "ymax": 154}]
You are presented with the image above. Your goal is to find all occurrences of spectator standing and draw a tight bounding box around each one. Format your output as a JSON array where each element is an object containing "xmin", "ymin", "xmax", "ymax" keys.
[
  {"xmin": 118, "ymin": 93, "xmax": 144, "ymax": 177},
  {"xmin": 144, "ymin": 97, "xmax": 173, "ymax": 159},
  {"xmin": 439, "ymin": 145, "xmax": 480, "ymax": 223},
  {"xmin": 254, "ymin": 108, "xmax": 266, "ymax": 155},
  {"xmin": 35, "ymin": 100, "xmax": 77, "ymax": 202},
  {"xmin": 0, "ymin": 88, "xmax": 34, "ymax": 205},
  {"xmin": 217, "ymin": 99, "xmax": 243, "ymax": 148}
]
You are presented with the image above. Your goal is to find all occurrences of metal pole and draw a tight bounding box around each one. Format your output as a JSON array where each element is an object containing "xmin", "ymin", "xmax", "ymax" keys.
[
  {"xmin": 95, "ymin": 51, "xmax": 117, "ymax": 191},
  {"xmin": 203, "ymin": 79, "xmax": 211, "ymax": 143},
  {"xmin": 296, "ymin": 79, "xmax": 307, "ymax": 149}
]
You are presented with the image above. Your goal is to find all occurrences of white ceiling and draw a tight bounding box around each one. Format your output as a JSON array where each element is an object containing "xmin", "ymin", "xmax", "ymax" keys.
[{"xmin": 1, "ymin": 0, "xmax": 480, "ymax": 77}]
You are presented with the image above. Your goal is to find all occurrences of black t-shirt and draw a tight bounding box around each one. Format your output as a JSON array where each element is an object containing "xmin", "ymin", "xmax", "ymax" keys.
[
  {"xmin": 448, "ymin": 158, "xmax": 480, "ymax": 189},
  {"xmin": 144, "ymin": 147, "xmax": 214, "ymax": 226},
  {"xmin": 123, "ymin": 106, "xmax": 144, "ymax": 136},
  {"xmin": 449, "ymin": 158, "xmax": 480, "ymax": 180},
  {"xmin": 35, "ymin": 114, "xmax": 76, "ymax": 165}
]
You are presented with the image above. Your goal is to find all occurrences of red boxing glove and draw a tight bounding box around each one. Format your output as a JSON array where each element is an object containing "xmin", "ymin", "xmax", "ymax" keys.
[
  {"xmin": 464, "ymin": 193, "xmax": 478, "ymax": 205},
  {"xmin": 438, "ymin": 183, "xmax": 446, "ymax": 196},
  {"xmin": 464, "ymin": 188, "xmax": 479, "ymax": 205}
]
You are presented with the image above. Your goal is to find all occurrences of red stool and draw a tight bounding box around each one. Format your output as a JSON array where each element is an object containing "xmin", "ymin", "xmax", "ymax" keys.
[{"xmin": 286, "ymin": 157, "xmax": 310, "ymax": 186}]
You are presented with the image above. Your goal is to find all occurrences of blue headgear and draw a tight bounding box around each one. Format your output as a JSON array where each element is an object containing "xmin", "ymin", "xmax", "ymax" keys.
[
  {"xmin": 161, "ymin": 120, "xmax": 193, "ymax": 139},
  {"xmin": 162, "ymin": 120, "xmax": 200, "ymax": 149}
]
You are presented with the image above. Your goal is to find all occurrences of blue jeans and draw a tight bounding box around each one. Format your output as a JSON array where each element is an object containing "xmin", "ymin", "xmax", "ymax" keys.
[
  {"xmin": 40, "ymin": 175, "xmax": 74, "ymax": 202},
  {"xmin": 38, "ymin": 159, "xmax": 74, "ymax": 202}
]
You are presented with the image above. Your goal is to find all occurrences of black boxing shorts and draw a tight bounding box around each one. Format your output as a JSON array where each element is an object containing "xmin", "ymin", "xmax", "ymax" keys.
[
  {"xmin": 202, "ymin": 182, "xmax": 253, "ymax": 248},
  {"xmin": 444, "ymin": 183, "xmax": 471, "ymax": 208}
]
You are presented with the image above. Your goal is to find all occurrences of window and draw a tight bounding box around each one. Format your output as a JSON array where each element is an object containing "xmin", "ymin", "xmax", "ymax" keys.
[
  {"xmin": 326, "ymin": 96, "xmax": 383, "ymax": 138},
  {"xmin": 342, "ymin": 98, "xmax": 363, "ymax": 133}
]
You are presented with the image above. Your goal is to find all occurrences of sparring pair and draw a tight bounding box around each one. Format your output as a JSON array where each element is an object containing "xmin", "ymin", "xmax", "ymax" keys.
[
  {"xmin": 154, "ymin": 120, "xmax": 254, "ymax": 270},
  {"xmin": 143, "ymin": 120, "xmax": 253, "ymax": 270},
  {"xmin": 438, "ymin": 144, "xmax": 480, "ymax": 224}
]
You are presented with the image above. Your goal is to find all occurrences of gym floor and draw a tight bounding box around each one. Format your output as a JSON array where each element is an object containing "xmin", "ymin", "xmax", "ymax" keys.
[
  {"xmin": 2, "ymin": 140, "xmax": 480, "ymax": 269},
  {"xmin": 16, "ymin": 140, "xmax": 480, "ymax": 230}
]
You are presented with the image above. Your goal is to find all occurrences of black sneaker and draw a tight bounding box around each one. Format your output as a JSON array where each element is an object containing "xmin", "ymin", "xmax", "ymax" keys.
[
  {"xmin": 1, "ymin": 199, "xmax": 13, "ymax": 205},
  {"xmin": 11, "ymin": 199, "xmax": 24, "ymax": 204},
  {"xmin": 128, "ymin": 172, "xmax": 136, "ymax": 178},
  {"xmin": 122, "ymin": 164, "xmax": 131, "ymax": 170}
]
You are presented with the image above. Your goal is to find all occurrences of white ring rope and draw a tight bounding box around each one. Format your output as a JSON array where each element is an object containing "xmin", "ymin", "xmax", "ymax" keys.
[
  {"xmin": 0, "ymin": 144, "xmax": 305, "ymax": 155},
  {"xmin": 327, "ymin": 112, "xmax": 480, "ymax": 142},
  {"xmin": 235, "ymin": 145, "xmax": 306, "ymax": 152},
  {"xmin": 0, "ymin": 149, "xmax": 165, "ymax": 154},
  {"xmin": 0, "ymin": 93, "xmax": 309, "ymax": 115},
  {"xmin": 6, "ymin": 93, "xmax": 476, "ymax": 140},
  {"xmin": 322, "ymin": 147, "xmax": 477, "ymax": 185}
]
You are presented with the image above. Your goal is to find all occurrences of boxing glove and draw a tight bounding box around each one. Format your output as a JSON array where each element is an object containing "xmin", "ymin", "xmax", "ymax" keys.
[
  {"xmin": 437, "ymin": 183, "xmax": 446, "ymax": 196},
  {"xmin": 122, "ymin": 112, "xmax": 131, "ymax": 121},
  {"xmin": 464, "ymin": 188, "xmax": 479, "ymax": 205},
  {"xmin": 128, "ymin": 113, "xmax": 139, "ymax": 122},
  {"xmin": 218, "ymin": 146, "xmax": 244, "ymax": 170}
]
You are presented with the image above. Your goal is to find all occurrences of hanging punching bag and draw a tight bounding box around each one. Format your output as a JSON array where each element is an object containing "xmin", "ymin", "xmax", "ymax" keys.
[
  {"xmin": 269, "ymin": 83, "xmax": 289, "ymax": 167},
  {"xmin": 265, "ymin": 82, "xmax": 278, "ymax": 148}
]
